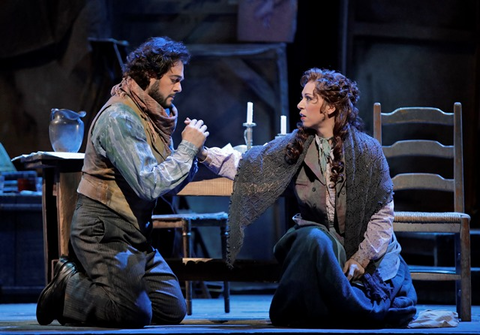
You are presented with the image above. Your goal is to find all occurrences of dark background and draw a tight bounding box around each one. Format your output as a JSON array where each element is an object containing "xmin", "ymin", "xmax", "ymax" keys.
[
  {"xmin": 0, "ymin": 0, "xmax": 478, "ymax": 271},
  {"xmin": 0, "ymin": 0, "xmax": 478, "ymax": 245},
  {"xmin": 1, "ymin": 0, "xmax": 478, "ymax": 224}
]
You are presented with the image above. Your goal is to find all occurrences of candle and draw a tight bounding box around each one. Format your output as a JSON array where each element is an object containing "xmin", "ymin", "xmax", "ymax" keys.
[
  {"xmin": 280, "ymin": 115, "xmax": 287, "ymax": 135},
  {"xmin": 247, "ymin": 102, "xmax": 253, "ymax": 124}
]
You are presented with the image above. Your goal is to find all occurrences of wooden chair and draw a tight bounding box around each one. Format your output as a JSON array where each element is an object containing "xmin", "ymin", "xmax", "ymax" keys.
[
  {"xmin": 151, "ymin": 177, "xmax": 233, "ymax": 315},
  {"xmin": 373, "ymin": 102, "xmax": 471, "ymax": 321}
]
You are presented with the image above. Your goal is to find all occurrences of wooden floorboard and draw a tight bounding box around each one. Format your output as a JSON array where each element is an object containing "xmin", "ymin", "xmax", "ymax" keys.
[{"xmin": 0, "ymin": 294, "xmax": 478, "ymax": 334}]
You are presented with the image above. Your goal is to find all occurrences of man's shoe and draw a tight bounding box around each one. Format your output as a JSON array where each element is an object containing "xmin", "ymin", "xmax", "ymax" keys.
[{"xmin": 36, "ymin": 257, "xmax": 77, "ymax": 325}]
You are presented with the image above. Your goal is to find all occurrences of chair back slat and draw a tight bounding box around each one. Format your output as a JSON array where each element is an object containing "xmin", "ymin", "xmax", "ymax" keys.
[
  {"xmin": 382, "ymin": 140, "xmax": 453, "ymax": 159},
  {"xmin": 392, "ymin": 173, "xmax": 454, "ymax": 192},
  {"xmin": 381, "ymin": 107, "xmax": 453, "ymax": 126},
  {"xmin": 177, "ymin": 177, "xmax": 233, "ymax": 197}
]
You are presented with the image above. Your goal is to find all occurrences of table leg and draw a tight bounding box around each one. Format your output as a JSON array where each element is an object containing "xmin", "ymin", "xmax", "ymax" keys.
[{"xmin": 41, "ymin": 168, "xmax": 58, "ymax": 284}]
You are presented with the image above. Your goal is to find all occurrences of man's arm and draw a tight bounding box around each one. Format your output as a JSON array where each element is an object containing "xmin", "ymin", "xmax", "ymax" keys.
[{"xmin": 93, "ymin": 107, "xmax": 201, "ymax": 200}]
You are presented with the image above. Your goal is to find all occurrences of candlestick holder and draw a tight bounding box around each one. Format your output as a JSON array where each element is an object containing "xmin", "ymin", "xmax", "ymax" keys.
[{"xmin": 243, "ymin": 122, "xmax": 256, "ymax": 150}]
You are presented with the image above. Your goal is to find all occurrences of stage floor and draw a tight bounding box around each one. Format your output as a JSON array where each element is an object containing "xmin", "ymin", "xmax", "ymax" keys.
[{"xmin": 0, "ymin": 294, "xmax": 478, "ymax": 334}]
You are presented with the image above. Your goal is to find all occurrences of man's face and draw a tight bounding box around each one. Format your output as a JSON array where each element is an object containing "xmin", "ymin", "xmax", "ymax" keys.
[{"xmin": 146, "ymin": 61, "xmax": 185, "ymax": 109}]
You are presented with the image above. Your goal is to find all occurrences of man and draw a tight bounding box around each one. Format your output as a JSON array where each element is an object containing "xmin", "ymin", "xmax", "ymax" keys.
[{"xmin": 36, "ymin": 36, "xmax": 209, "ymax": 328}]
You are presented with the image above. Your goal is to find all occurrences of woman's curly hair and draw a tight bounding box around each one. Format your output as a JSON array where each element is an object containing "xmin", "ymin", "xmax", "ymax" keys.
[
  {"xmin": 123, "ymin": 36, "xmax": 191, "ymax": 90},
  {"xmin": 285, "ymin": 68, "xmax": 363, "ymax": 185}
]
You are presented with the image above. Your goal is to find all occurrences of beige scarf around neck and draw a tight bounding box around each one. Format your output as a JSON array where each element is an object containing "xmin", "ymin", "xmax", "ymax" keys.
[{"xmin": 110, "ymin": 76, "xmax": 177, "ymax": 150}]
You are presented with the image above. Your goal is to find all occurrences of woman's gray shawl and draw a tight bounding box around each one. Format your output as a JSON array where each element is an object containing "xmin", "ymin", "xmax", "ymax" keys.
[{"xmin": 226, "ymin": 127, "xmax": 393, "ymax": 267}]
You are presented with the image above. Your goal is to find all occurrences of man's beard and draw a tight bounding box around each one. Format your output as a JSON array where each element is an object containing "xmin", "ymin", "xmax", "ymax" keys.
[{"xmin": 147, "ymin": 80, "xmax": 170, "ymax": 109}]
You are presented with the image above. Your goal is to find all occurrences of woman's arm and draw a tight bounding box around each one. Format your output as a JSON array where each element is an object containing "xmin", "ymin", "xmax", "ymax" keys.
[
  {"xmin": 344, "ymin": 200, "xmax": 395, "ymax": 280},
  {"xmin": 355, "ymin": 200, "xmax": 395, "ymax": 265},
  {"xmin": 198, "ymin": 145, "xmax": 242, "ymax": 180}
]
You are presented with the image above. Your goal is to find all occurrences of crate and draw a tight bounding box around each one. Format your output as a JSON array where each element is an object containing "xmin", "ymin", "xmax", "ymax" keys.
[{"xmin": 0, "ymin": 194, "xmax": 44, "ymax": 303}]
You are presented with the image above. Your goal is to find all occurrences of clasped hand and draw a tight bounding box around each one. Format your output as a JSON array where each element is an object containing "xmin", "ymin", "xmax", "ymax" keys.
[{"xmin": 182, "ymin": 118, "xmax": 209, "ymax": 149}]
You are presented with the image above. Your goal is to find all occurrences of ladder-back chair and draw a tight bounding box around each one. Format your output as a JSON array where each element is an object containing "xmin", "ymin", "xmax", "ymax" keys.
[{"xmin": 373, "ymin": 102, "xmax": 471, "ymax": 321}]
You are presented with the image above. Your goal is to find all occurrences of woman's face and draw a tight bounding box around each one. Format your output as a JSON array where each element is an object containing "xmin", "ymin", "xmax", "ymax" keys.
[{"xmin": 297, "ymin": 81, "xmax": 335, "ymax": 137}]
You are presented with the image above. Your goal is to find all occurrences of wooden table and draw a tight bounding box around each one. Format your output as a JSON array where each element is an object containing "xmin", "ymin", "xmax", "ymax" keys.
[{"xmin": 14, "ymin": 151, "xmax": 84, "ymax": 283}]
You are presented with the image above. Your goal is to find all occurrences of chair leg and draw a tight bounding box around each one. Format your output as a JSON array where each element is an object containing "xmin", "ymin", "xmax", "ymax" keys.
[
  {"xmin": 185, "ymin": 280, "xmax": 193, "ymax": 316},
  {"xmin": 220, "ymin": 225, "xmax": 230, "ymax": 313},
  {"xmin": 223, "ymin": 281, "xmax": 230, "ymax": 313},
  {"xmin": 458, "ymin": 218, "xmax": 472, "ymax": 321},
  {"xmin": 182, "ymin": 220, "xmax": 193, "ymax": 315}
]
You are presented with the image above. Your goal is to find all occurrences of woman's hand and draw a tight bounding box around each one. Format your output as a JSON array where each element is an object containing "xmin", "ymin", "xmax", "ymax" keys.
[
  {"xmin": 196, "ymin": 147, "xmax": 208, "ymax": 162},
  {"xmin": 343, "ymin": 259, "xmax": 365, "ymax": 281}
]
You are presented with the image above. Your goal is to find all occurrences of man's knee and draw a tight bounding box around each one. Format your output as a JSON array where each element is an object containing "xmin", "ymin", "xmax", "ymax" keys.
[
  {"xmin": 151, "ymin": 298, "xmax": 187, "ymax": 325},
  {"xmin": 115, "ymin": 304, "xmax": 152, "ymax": 328}
]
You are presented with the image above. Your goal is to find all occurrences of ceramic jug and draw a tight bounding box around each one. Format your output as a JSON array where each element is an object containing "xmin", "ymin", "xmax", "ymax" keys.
[{"xmin": 49, "ymin": 108, "xmax": 86, "ymax": 153}]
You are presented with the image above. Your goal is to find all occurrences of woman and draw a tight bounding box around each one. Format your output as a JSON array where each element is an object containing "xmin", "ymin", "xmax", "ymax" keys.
[{"xmin": 197, "ymin": 68, "xmax": 417, "ymax": 328}]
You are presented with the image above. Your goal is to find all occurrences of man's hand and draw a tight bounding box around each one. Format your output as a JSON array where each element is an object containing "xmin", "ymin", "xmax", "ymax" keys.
[
  {"xmin": 182, "ymin": 118, "xmax": 209, "ymax": 149},
  {"xmin": 343, "ymin": 259, "xmax": 365, "ymax": 281}
]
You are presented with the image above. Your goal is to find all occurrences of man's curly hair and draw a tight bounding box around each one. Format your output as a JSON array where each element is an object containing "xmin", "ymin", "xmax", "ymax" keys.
[
  {"xmin": 123, "ymin": 36, "xmax": 191, "ymax": 90},
  {"xmin": 285, "ymin": 68, "xmax": 364, "ymax": 185}
]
